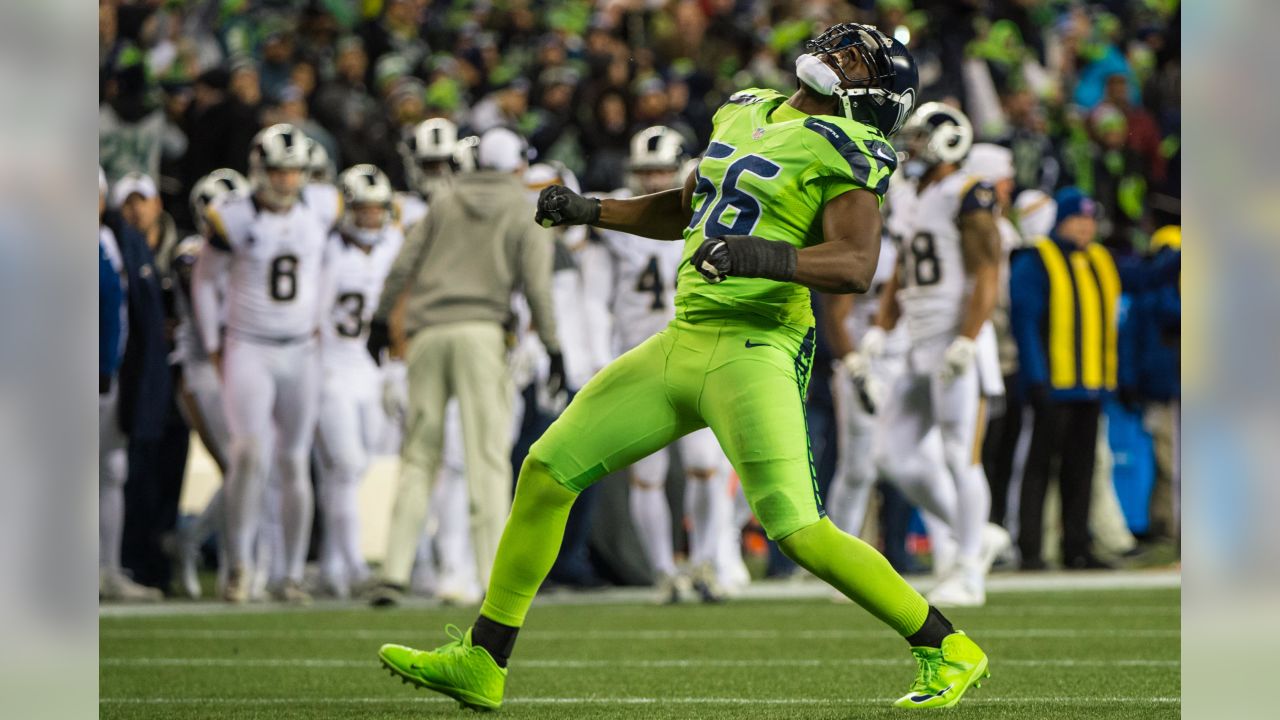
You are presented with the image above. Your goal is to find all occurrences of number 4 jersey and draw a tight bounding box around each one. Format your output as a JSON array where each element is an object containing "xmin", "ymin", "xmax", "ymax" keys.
[
  {"xmin": 204, "ymin": 183, "xmax": 341, "ymax": 343},
  {"xmin": 888, "ymin": 169, "xmax": 996, "ymax": 346},
  {"xmin": 594, "ymin": 190, "xmax": 685, "ymax": 353},
  {"xmin": 678, "ymin": 88, "xmax": 898, "ymax": 332}
]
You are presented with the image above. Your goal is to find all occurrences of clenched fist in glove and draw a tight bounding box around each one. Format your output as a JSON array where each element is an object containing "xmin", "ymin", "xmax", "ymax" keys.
[
  {"xmin": 690, "ymin": 235, "xmax": 797, "ymax": 284},
  {"xmin": 535, "ymin": 185, "xmax": 600, "ymax": 228}
]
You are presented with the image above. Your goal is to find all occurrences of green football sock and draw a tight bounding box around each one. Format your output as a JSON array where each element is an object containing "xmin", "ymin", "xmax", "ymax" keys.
[
  {"xmin": 778, "ymin": 517, "xmax": 929, "ymax": 638},
  {"xmin": 479, "ymin": 457, "xmax": 579, "ymax": 629}
]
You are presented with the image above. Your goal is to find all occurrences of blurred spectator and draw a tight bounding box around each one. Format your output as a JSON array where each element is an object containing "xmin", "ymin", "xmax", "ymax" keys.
[
  {"xmin": 1074, "ymin": 104, "xmax": 1146, "ymax": 250},
  {"xmin": 101, "ymin": 176, "xmax": 173, "ymax": 597},
  {"xmin": 470, "ymin": 78, "xmax": 531, "ymax": 135},
  {"xmin": 578, "ymin": 90, "xmax": 631, "ymax": 192},
  {"xmin": 998, "ymin": 88, "xmax": 1062, "ymax": 194},
  {"xmin": 1009, "ymin": 188, "xmax": 1119, "ymax": 570},
  {"xmin": 180, "ymin": 67, "xmax": 257, "ymax": 187},
  {"xmin": 257, "ymin": 21, "xmax": 298, "ymax": 103},
  {"xmin": 528, "ymin": 67, "xmax": 584, "ymax": 170},
  {"xmin": 314, "ymin": 37, "xmax": 384, "ymax": 166},
  {"xmin": 1104, "ymin": 73, "xmax": 1165, "ymax": 184},
  {"xmin": 111, "ymin": 173, "xmax": 190, "ymax": 594},
  {"xmin": 269, "ymin": 84, "xmax": 340, "ymax": 169},
  {"xmin": 100, "ymin": 42, "xmax": 187, "ymax": 183},
  {"xmin": 1119, "ymin": 225, "xmax": 1182, "ymax": 543},
  {"xmin": 357, "ymin": 0, "xmax": 430, "ymax": 87}
]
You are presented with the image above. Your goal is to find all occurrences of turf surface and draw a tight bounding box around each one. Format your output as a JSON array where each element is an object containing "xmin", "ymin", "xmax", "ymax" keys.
[{"xmin": 100, "ymin": 585, "xmax": 1179, "ymax": 719}]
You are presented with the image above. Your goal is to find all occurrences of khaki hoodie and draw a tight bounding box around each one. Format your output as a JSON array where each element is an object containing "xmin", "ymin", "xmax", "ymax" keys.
[{"xmin": 376, "ymin": 171, "xmax": 559, "ymax": 352}]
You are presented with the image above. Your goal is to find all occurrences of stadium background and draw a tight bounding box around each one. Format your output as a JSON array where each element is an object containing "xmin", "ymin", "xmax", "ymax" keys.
[{"xmin": 99, "ymin": 1, "xmax": 1182, "ymax": 717}]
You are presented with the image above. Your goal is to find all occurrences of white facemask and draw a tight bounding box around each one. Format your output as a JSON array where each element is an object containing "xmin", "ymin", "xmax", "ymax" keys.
[{"xmin": 795, "ymin": 54, "xmax": 842, "ymax": 96}]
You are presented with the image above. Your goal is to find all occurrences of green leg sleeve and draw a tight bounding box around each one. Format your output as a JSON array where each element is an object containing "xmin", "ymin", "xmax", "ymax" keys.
[
  {"xmin": 478, "ymin": 456, "xmax": 579, "ymax": 628},
  {"xmin": 779, "ymin": 517, "xmax": 929, "ymax": 638}
]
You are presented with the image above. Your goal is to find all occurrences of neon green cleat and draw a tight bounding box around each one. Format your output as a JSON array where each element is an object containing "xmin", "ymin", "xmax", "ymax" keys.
[
  {"xmin": 378, "ymin": 625, "xmax": 507, "ymax": 711},
  {"xmin": 893, "ymin": 631, "xmax": 990, "ymax": 709}
]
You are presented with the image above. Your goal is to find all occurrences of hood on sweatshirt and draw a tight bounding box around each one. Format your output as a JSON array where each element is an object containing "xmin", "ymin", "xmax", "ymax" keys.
[{"xmin": 452, "ymin": 171, "xmax": 524, "ymax": 219}]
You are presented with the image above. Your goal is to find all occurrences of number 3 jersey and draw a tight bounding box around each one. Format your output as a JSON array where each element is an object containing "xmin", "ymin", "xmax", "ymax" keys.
[
  {"xmin": 320, "ymin": 226, "xmax": 404, "ymax": 368},
  {"xmin": 887, "ymin": 170, "xmax": 996, "ymax": 346},
  {"xmin": 204, "ymin": 183, "xmax": 342, "ymax": 343},
  {"xmin": 679, "ymin": 87, "xmax": 898, "ymax": 332}
]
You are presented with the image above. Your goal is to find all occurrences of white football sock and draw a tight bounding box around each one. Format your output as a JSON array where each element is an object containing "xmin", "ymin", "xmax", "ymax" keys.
[
  {"xmin": 278, "ymin": 451, "xmax": 314, "ymax": 584},
  {"xmin": 630, "ymin": 483, "xmax": 677, "ymax": 579}
]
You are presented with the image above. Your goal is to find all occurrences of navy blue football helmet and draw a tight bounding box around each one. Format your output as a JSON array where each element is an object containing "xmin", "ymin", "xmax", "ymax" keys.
[{"xmin": 804, "ymin": 23, "xmax": 919, "ymax": 136}]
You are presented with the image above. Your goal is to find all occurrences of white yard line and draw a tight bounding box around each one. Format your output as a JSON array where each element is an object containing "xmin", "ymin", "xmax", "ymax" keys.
[
  {"xmin": 98, "ymin": 627, "xmax": 1179, "ymax": 640},
  {"xmin": 99, "ymin": 695, "xmax": 1181, "ymax": 706},
  {"xmin": 98, "ymin": 569, "xmax": 1180, "ymax": 618},
  {"xmin": 101, "ymin": 656, "xmax": 1180, "ymax": 669}
]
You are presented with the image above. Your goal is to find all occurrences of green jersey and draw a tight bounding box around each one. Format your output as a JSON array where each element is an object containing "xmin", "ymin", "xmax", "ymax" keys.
[{"xmin": 676, "ymin": 88, "xmax": 898, "ymax": 331}]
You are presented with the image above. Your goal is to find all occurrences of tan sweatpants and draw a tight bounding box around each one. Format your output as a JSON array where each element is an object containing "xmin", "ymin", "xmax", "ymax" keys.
[
  {"xmin": 1145, "ymin": 401, "xmax": 1180, "ymax": 540},
  {"xmin": 381, "ymin": 321, "xmax": 514, "ymax": 589}
]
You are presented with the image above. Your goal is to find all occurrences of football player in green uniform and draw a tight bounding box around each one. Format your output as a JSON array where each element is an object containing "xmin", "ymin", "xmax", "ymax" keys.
[{"xmin": 377, "ymin": 23, "xmax": 990, "ymax": 710}]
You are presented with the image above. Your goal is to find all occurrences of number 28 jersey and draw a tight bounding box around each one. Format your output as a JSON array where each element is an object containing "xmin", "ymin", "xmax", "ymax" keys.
[
  {"xmin": 678, "ymin": 88, "xmax": 898, "ymax": 333},
  {"xmin": 205, "ymin": 183, "xmax": 341, "ymax": 342},
  {"xmin": 890, "ymin": 170, "xmax": 996, "ymax": 344}
]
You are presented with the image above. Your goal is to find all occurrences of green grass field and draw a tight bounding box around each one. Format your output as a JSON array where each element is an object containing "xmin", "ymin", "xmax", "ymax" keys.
[{"xmin": 100, "ymin": 584, "xmax": 1179, "ymax": 719}]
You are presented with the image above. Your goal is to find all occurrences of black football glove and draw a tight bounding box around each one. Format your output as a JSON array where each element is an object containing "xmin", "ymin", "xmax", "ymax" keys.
[
  {"xmin": 690, "ymin": 235, "xmax": 797, "ymax": 284},
  {"xmin": 545, "ymin": 350, "xmax": 566, "ymax": 398},
  {"xmin": 535, "ymin": 185, "xmax": 600, "ymax": 228}
]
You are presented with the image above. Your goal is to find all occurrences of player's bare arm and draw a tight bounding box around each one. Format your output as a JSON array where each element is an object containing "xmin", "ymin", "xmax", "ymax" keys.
[
  {"xmin": 536, "ymin": 170, "xmax": 696, "ymax": 240},
  {"xmin": 796, "ymin": 188, "xmax": 883, "ymax": 293},
  {"xmin": 957, "ymin": 208, "xmax": 1000, "ymax": 340},
  {"xmin": 822, "ymin": 292, "xmax": 856, "ymax": 358}
]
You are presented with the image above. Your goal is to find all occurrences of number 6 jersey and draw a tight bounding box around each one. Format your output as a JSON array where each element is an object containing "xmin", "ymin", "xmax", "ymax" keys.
[
  {"xmin": 201, "ymin": 183, "xmax": 342, "ymax": 346},
  {"xmin": 678, "ymin": 87, "xmax": 898, "ymax": 334}
]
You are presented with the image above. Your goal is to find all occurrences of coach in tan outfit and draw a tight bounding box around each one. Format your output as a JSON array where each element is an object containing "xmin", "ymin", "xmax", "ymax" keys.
[{"xmin": 373, "ymin": 128, "xmax": 561, "ymax": 602}]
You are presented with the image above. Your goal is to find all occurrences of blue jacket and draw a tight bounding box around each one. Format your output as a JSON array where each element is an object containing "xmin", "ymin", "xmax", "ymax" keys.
[
  {"xmin": 1010, "ymin": 235, "xmax": 1179, "ymax": 402},
  {"xmin": 99, "ymin": 241, "xmax": 123, "ymax": 383},
  {"xmin": 1119, "ymin": 248, "xmax": 1181, "ymax": 401},
  {"xmin": 103, "ymin": 212, "xmax": 172, "ymax": 441}
]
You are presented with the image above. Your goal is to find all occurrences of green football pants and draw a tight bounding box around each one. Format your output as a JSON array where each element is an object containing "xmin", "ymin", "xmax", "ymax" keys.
[{"xmin": 531, "ymin": 316, "xmax": 823, "ymax": 541}]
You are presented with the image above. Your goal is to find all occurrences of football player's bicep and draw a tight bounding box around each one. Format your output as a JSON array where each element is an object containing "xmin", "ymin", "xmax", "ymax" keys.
[
  {"xmin": 821, "ymin": 187, "xmax": 881, "ymax": 252},
  {"xmin": 959, "ymin": 209, "xmax": 1001, "ymax": 272}
]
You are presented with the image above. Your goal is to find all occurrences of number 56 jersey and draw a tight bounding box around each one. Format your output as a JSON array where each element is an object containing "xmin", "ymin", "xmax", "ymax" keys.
[
  {"xmin": 205, "ymin": 184, "xmax": 341, "ymax": 342},
  {"xmin": 678, "ymin": 87, "xmax": 898, "ymax": 333}
]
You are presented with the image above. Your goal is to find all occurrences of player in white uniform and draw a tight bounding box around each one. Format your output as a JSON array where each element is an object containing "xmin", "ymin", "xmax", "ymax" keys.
[
  {"xmin": 192, "ymin": 124, "xmax": 341, "ymax": 603},
  {"xmin": 589, "ymin": 126, "xmax": 737, "ymax": 602},
  {"xmin": 397, "ymin": 117, "xmax": 481, "ymax": 230},
  {"xmin": 822, "ymin": 234, "xmax": 905, "ymax": 539},
  {"xmin": 851, "ymin": 104, "xmax": 1007, "ymax": 607},
  {"xmin": 307, "ymin": 138, "xmax": 336, "ymax": 185},
  {"xmin": 171, "ymin": 169, "xmax": 250, "ymax": 599},
  {"xmin": 312, "ymin": 165, "xmax": 405, "ymax": 598}
]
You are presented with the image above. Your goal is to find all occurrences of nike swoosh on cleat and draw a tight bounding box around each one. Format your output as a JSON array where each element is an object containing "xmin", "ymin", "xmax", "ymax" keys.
[
  {"xmin": 909, "ymin": 684, "xmax": 953, "ymax": 703},
  {"xmin": 744, "ymin": 340, "xmax": 770, "ymax": 348}
]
